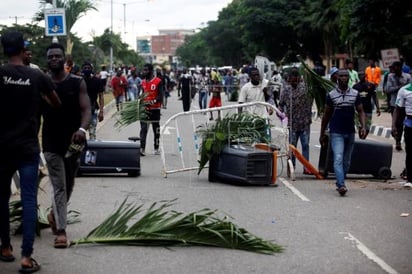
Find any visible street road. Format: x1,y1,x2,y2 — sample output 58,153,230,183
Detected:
3,92,411,274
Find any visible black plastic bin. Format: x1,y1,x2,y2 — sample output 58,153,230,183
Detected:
78,140,141,177
318,135,392,179
208,144,273,185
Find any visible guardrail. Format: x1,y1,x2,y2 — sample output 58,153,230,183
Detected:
159,101,293,180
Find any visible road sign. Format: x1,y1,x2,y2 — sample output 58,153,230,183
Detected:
44,8,66,36
380,48,400,69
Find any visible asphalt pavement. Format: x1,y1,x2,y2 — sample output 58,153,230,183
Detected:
3,93,411,274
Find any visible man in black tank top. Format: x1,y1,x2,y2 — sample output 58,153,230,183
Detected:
0,31,60,273
42,43,91,249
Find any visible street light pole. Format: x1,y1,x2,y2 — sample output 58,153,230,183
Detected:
52,0,59,43
110,0,113,73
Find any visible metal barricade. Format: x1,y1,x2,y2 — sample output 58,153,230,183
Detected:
159,102,292,180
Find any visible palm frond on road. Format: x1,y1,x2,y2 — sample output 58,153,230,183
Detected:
71,199,283,255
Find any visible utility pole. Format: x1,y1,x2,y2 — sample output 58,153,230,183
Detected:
52,0,59,43
123,3,127,36
9,16,23,25
110,0,113,73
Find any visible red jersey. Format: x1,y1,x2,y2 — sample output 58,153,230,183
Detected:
142,76,162,109
111,75,127,97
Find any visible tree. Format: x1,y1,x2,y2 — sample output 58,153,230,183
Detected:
34,0,97,54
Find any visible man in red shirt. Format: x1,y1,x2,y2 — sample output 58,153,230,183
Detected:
111,70,127,111
140,63,163,156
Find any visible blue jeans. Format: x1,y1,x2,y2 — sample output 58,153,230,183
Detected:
199,91,208,109
330,133,355,188
0,154,39,257
289,129,310,168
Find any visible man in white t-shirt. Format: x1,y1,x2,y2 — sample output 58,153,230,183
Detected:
238,67,270,117
99,65,109,91
392,83,412,184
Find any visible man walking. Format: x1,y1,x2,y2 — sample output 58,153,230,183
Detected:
178,68,192,111
111,69,127,111
353,72,380,138
81,61,104,140
0,31,60,273
392,82,412,185
386,61,411,150
320,69,367,196
42,43,91,248
139,63,163,156
279,69,313,174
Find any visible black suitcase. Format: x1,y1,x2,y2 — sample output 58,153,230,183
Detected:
78,139,141,177
208,144,273,185
318,135,392,179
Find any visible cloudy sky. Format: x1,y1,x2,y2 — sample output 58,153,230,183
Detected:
0,0,232,47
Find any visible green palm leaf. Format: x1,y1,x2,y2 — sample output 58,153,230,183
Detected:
197,112,271,174
115,94,149,128
297,55,335,116
71,199,283,254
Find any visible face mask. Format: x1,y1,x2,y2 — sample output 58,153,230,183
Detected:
82,69,92,77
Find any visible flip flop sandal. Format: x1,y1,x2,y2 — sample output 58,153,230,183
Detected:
19,258,41,273
54,234,69,248
0,245,15,262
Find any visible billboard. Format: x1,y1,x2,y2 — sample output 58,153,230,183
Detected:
380,48,400,69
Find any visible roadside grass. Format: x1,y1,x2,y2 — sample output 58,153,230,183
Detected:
103,91,114,106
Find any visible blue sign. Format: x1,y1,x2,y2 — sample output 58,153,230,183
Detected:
44,8,66,36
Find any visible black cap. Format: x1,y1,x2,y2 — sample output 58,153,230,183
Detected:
1,31,25,55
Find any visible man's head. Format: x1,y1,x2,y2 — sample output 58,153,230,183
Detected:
46,43,65,73
249,67,261,85
392,61,402,75
65,54,74,66
23,48,33,66
345,59,354,70
1,31,25,57
368,59,376,67
337,69,350,88
287,69,300,88
329,67,339,82
358,71,366,82
142,63,154,79
82,61,93,77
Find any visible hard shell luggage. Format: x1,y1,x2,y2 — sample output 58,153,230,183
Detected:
208,144,273,185
78,139,140,177
318,135,392,179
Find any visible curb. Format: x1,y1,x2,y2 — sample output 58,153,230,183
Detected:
370,124,392,139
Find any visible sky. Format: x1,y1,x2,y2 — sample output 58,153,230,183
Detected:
0,0,233,48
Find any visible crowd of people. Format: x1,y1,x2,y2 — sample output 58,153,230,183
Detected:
1,29,412,273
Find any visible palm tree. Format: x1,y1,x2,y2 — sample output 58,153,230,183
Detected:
34,0,97,54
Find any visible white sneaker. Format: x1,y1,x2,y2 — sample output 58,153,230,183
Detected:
154,149,160,155
140,149,146,156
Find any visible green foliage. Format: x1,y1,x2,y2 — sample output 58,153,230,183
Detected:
115,94,150,128
297,55,335,115
71,199,283,255
197,112,271,174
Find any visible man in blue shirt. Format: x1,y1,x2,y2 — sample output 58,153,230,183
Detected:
319,69,367,196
